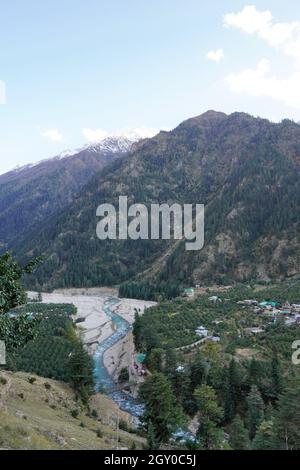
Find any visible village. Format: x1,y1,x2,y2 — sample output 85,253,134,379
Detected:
209,297,299,339
183,285,300,344
236,299,300,333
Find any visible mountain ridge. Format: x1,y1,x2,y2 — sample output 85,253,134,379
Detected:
5,110,300,289
0,135,142,252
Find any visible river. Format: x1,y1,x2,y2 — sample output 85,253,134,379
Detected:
93,297,196,442
29,291,194,439
93,296,144,417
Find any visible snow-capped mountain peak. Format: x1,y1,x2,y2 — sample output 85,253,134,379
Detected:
80,127,160,154
85,135,137,154
8,128,160,176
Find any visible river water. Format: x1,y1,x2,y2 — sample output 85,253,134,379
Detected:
93,297,144,417
93,296,196,442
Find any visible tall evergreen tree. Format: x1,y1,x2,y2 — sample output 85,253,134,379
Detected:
132,310,142,349
194,385,224,450
229,415,250,450
147,421,160,450
190,351,209,392
247,358,262,388
147,348,164,372
69,343,94,402
246,385,265,439
224,359,242,422
274,376,300,450
271,351,283,399
252,420,275,450
164,348,178,379
139,373,185,444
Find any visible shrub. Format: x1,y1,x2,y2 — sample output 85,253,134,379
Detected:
119,419,129,432
71,409,79,419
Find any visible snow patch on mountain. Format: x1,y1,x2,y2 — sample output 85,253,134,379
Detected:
8,129,159,176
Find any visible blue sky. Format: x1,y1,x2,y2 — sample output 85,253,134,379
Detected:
1,0,300,174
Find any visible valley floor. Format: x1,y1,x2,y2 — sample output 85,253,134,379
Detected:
27,290,156,401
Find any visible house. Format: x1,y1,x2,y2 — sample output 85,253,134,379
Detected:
210,336,221,342
195,326,208,337
265,309,282,317
259,300,281,308
209,295,221,303
237,300,258,306
285,318,296,327
280,309,292,315
184,288,195,298
245,327,265,335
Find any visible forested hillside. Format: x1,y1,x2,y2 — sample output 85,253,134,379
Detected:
0,138,131,253
134,283,300,449
13,111,300,290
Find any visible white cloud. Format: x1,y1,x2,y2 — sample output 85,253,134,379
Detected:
226,59,300,110
0,80,6,104
82,128,109,142
82,126,160,143
224,6,300,110
206,49,224,63
41,128,63,142
224,5,300,61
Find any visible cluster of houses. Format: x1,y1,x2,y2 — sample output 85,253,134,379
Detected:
237,299,300,330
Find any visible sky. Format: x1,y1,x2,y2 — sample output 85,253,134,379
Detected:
1,0,300,174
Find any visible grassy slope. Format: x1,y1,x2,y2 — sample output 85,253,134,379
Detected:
0,371,144,450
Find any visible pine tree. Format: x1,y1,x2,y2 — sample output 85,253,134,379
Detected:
194,385,224,450
271,351,283,399
229,414,250,450
147,421,160,450
224,359,242,422
173,369,192,413
147,348,164,372
69,344,94,402
139,373,185,444
164,348,178,377
190,351,209,392
273,376,300,450
247,358,262,388
246,385,265,439
252,420,275,450
132,310,142,349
